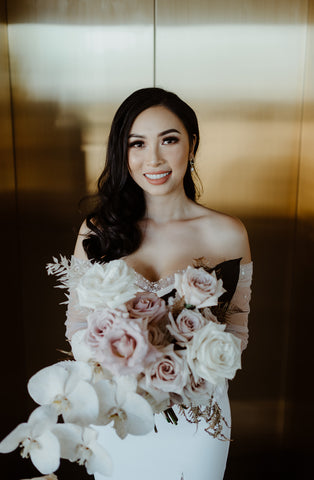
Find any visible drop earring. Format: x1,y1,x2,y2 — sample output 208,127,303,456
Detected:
190,156,195,172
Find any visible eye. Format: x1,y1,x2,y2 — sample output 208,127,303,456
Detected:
162,136,179,145
128,140,144,149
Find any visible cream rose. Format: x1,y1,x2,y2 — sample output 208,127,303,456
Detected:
186,322,241,385
174,266,225,308
76,260,138,309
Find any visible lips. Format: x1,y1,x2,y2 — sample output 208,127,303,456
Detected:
143,171,172,185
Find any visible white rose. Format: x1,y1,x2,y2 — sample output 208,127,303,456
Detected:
76,260,138,309
186,322,241,385
174,266,225,308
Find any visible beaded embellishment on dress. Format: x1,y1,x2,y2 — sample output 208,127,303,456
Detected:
134,270,179,294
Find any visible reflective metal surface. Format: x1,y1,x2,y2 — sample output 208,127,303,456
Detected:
2,0,314,477
155,0,313,475
3,1,154,477
284,0,314,457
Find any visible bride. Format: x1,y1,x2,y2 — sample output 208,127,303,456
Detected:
70,87,252,480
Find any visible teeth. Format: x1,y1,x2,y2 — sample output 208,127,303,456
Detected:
145,172,170,179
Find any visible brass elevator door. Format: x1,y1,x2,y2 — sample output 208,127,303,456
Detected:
1,0,313,478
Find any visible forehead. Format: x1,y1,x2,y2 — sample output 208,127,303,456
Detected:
130,105,187,134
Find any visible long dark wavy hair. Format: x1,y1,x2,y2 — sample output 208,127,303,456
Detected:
83,87,200,262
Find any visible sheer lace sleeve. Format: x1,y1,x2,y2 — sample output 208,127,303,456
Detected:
46,255,90,340
225,262,253,352
65,289,88,340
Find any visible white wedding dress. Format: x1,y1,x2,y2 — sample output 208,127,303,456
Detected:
65,260,253,480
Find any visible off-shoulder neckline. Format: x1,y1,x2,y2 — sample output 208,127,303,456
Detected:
121,257,253,287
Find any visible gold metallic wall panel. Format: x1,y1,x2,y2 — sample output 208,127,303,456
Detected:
5,0,154,387
0,1,14,193
285,1,314,449
3,2,154,477
7,0,154,195
2,0,314,477
156,0,307,217
298,14,314,221
155,0,310,461
0,0,30,463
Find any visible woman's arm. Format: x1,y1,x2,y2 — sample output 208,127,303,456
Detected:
64,221,91,339
222,216,252,351
73,220,90,260
225,262,253,351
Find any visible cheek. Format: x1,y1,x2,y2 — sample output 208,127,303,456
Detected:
170,144,190,168
127,153,140,177
171,154,189,175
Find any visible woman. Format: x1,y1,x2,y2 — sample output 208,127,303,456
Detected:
70,88,252,480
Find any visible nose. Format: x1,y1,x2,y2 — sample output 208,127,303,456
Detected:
147,143,162,167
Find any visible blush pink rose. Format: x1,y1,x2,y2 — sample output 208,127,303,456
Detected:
85,307,128,348
183,374,214,406
92,318,157,376
126,292,167,323
167,309,208,343
174,266,225,308
143,345,188,395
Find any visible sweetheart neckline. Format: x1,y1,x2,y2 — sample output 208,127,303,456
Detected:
121,257,253,286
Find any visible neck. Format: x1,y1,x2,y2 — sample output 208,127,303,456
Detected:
144,189,193,223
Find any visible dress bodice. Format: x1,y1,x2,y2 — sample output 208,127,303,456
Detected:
47,255,252,352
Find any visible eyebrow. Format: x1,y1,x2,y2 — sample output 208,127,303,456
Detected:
128,128,181,139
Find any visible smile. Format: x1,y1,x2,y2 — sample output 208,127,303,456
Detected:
144,172,171,180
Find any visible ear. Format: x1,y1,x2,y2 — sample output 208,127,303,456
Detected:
190,134,197,156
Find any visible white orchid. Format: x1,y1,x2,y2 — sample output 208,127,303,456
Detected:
94,375,155,439
27,361,99,425
0,406,60,474
53,424,112,476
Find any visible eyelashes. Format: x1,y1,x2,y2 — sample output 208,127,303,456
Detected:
128,140,144,148
162,136,179,145
128,136,179,149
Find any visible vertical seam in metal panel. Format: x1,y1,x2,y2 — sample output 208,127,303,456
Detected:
153,0,156,86
280,0,310,446
4,0,26,359
4,0,18,218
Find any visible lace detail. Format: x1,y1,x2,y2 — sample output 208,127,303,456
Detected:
225,262,253,351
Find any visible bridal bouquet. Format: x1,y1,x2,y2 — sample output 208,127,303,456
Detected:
0,256,241,477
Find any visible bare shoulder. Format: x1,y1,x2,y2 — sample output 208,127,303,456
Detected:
73,219,92,259
196,206,251,264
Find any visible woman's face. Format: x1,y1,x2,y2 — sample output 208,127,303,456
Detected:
127,106,193,197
